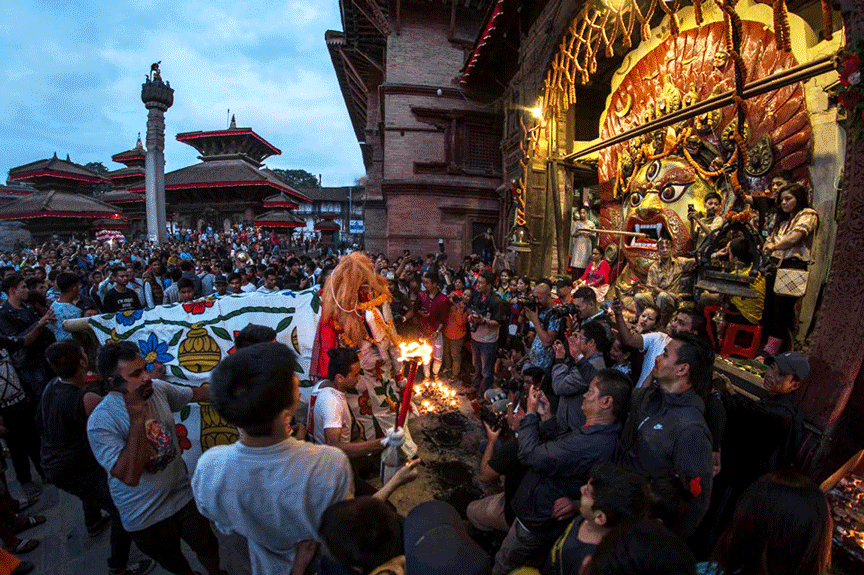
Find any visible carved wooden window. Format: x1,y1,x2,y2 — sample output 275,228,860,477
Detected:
411,107,502,177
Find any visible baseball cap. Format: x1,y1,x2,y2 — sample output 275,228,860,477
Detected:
765,351,810,380
214,274,228,284
403,500,490,575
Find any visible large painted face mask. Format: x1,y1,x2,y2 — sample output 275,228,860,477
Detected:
623,156,714,275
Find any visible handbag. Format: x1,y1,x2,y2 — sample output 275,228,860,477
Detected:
773,258,810,297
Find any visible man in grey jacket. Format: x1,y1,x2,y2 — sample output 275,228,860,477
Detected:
551,322,611,432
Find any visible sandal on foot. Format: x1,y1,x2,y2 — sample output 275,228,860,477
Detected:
13,516,45,535
7,539,39,554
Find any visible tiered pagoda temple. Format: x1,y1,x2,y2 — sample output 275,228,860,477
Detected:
101,136,147,231
128,117,311,231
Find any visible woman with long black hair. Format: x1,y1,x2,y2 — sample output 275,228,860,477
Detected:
761,183,818,356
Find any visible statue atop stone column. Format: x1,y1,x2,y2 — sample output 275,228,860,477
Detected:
141,63,173,244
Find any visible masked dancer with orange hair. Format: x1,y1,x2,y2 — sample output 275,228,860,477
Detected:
311,252,417,456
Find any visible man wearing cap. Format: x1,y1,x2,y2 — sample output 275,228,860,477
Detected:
696,351,808,552
213,275,228,297
404,500,491,575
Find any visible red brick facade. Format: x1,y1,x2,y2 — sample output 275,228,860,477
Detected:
327,1,501,261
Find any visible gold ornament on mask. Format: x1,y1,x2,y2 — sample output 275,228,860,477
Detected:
177,323,221,373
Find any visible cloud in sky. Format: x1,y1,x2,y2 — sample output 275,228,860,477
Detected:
0,0,364,186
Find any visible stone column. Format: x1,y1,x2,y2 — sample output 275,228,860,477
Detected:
141,68,174,244
800,1,864,457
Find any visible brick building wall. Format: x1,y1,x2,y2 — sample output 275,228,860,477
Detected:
377,3,502,261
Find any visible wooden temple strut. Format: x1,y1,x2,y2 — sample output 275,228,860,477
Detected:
562,53,837,163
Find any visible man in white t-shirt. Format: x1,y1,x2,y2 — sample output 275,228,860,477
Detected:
193,342,354,575
308,348,402,458
611,293,703,388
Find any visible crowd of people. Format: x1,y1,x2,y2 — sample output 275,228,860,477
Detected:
0,186,831,575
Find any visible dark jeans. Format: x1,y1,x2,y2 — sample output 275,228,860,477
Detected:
471,340,498,390
52,463,131,572
129,498,219,575
0,400,42,484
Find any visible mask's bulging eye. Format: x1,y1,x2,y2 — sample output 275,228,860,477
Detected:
659,183,687,203
630,192,644,207
645,160,661,182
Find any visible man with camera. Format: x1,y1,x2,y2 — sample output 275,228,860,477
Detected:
522,279,562,376
492,370,629,575
468,271,508,392
551,323,610,432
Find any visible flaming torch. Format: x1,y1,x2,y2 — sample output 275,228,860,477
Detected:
381,339,433,484
395,340,433,429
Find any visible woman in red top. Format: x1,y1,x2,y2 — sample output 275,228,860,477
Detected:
575,246,611,301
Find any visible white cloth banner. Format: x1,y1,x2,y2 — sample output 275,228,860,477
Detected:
88,290,321,474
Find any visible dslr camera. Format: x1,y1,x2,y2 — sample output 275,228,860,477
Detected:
516,294,539,312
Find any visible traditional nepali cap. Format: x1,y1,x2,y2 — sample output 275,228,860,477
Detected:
403,500,490,575
765,351,810,380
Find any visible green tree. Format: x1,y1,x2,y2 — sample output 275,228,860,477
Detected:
85,161,110,175
270,169,318,190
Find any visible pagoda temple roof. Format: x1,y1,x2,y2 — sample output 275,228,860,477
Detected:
8,154,110,188
128,160,311,203
263,192,299,210
176,121,282,166
0,183,37,197
100,190,146,204
112,136,146,166
0,190,122,221
314,219,341,231
254,210,306,228
107,166,145,182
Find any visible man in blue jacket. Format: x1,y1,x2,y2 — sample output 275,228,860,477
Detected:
491,369,631,575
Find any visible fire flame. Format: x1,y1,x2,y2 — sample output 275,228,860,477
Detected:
398,340,434,364
414,378,459,414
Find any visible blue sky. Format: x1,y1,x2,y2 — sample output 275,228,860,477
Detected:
0,0,365,186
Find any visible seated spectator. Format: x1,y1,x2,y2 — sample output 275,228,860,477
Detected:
493,371,631,575
194,342,354,575
617,333,714,538
40,340,151,575
554,278,573,306
634,238,695,326
467,421,527,536
551,323,610,432
586,519,696,575
543,464,649,575
575,247,611,302
319,497,403,575
405,500,491,575
88,342,220,575
699,471,831,575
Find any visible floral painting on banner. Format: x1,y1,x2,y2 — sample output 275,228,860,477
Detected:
88,290,321,474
